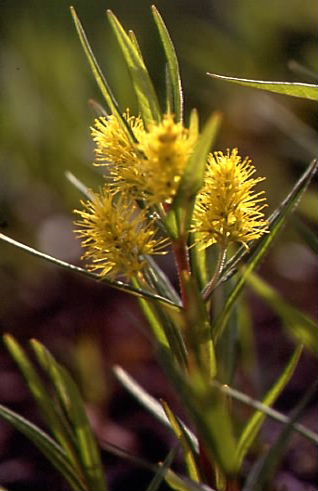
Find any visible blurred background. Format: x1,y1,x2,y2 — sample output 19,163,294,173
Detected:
0,1,317,490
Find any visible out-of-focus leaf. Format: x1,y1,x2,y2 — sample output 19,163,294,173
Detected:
234,345,303,471
30,340,107,491
0,404,86,491
146,447,178,491
166,112,221,236
113,366,198,451
165,469,216,491
247,273,317,354
0,232,181,310
107,10,161,126
152,6,183,122
3,335,83,475
242,379,318,491
293,215,318,253
70,7,134,141
161,400,200,483
214,159,318,342
207,74,318,101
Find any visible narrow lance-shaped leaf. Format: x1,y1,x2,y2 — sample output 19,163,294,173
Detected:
234,345,303,471
31,340,107,491
211,380,318,444
145,447,178,491
161,400,201,483
70,7,134,142
0,404,86,491
0,232,181,310
242,379,318,491
107,10,161,126
207,73,318,101
113,366,198,451
247,272,317,354
3,335,84,478
152,6,183,122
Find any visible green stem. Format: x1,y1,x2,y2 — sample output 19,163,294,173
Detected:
202,246,227,301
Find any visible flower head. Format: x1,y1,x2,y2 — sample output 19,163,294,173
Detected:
91,111,146,194
137,113,196,205
91,112,196,206
192,149,268,249
74,189,168,279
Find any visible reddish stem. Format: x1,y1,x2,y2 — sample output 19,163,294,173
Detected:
173,235,191,308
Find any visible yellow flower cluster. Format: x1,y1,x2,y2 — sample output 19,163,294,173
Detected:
74,190,168,279
75,109,268,280
192,149,268,249
92,112,195,205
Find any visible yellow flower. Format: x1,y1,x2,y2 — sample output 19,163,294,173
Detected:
137,113,196,205
192,149,268,249
74,189,168,279
92,112,196,205
91,111,146,194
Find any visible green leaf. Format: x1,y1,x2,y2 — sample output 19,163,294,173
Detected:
234,345,303,471
161,400,200,483
211,380,318,445
107,10,161,126
207,73,318,101
3,335,84,476
113,366,198,451
247,273,317,354
152,6,183,122
146,447,178,491
70,7,133,141
242,379,318,491
166,111,221,236
30,340,107,491
214,158,318,342
0,403,86,491
0,232,181,310
165,470,216,491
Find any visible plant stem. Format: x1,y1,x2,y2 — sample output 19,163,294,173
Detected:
202,246,227,301
173,235,191,308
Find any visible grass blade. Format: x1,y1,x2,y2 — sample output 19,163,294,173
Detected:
0,404,86,491
247,273,317,354
207,74,318,101
152,6,183,122
107,10,161,126
0,232,181,310
234,345,303,471
31,340,107,491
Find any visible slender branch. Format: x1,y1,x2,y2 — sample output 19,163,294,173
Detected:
202,246,227,301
